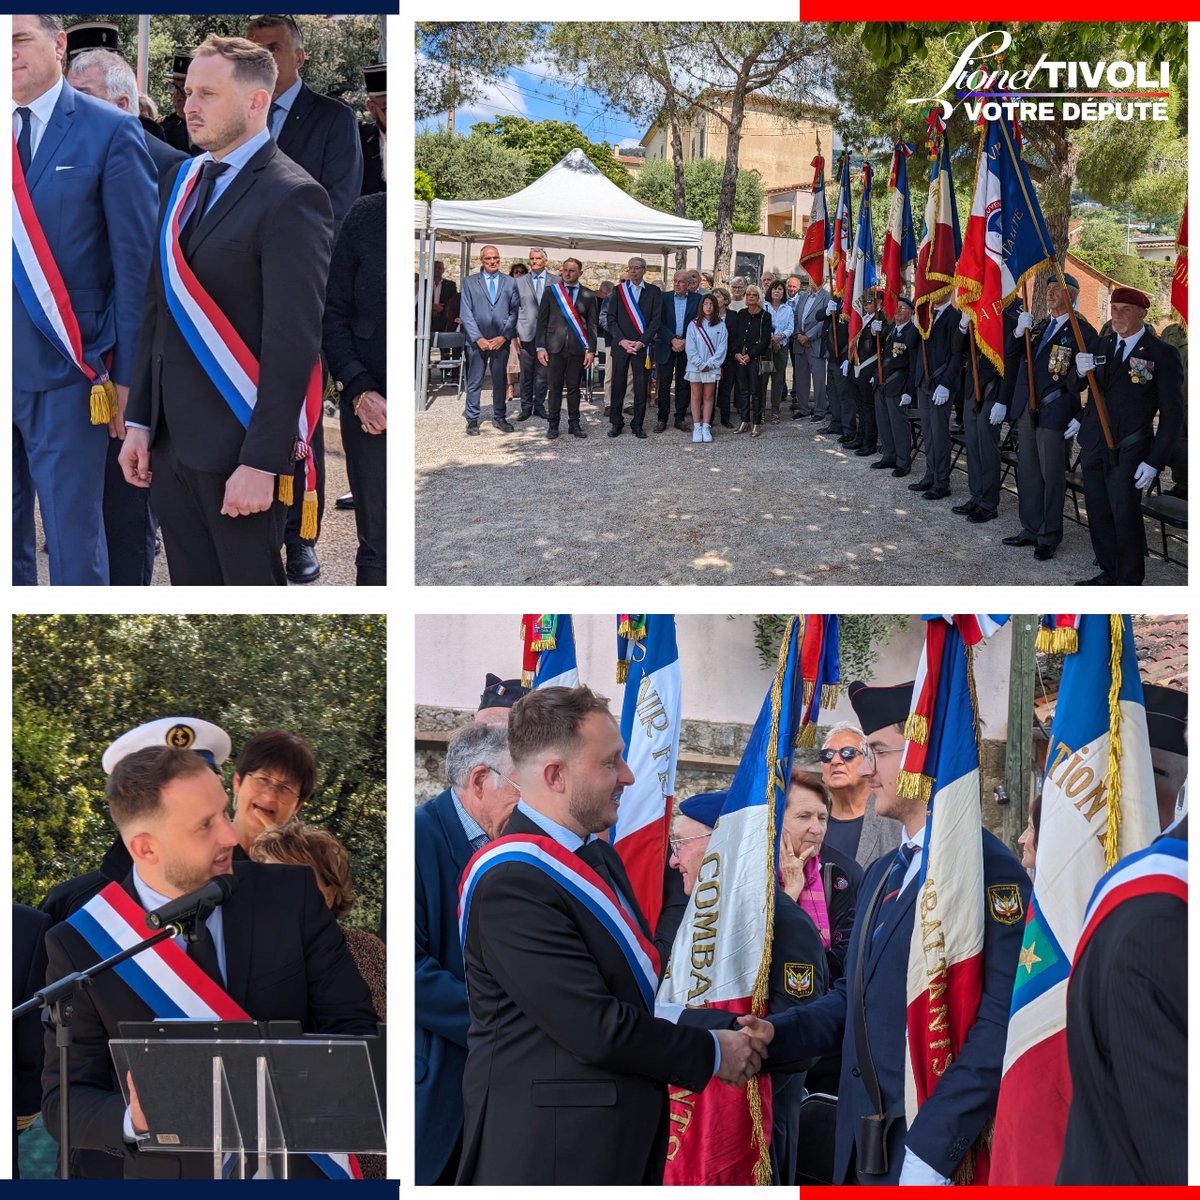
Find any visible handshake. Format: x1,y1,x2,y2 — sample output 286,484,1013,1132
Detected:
712,1015,775,1087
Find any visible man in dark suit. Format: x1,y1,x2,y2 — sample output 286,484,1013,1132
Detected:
12,13,157,586
14,903,52,1178
358,61,385,196
951,298,1023,526
120,35,333,587
1003,274,1094,563
607,256,662,440
742,680,1030,1185
415,723,519,1185
457,685,766,1185
459,246,520,435
910,297,962,499
160,50,197,156
1073,285,1185,584
40,745,377,1179
655,270,701,431
877,297,919,477
244,16,361,584
513,248,557,421
67,47,186,587
535,257,597,440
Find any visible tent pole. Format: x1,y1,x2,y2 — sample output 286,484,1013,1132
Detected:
662,251,668,284
416,226,429,402
420,232,439,411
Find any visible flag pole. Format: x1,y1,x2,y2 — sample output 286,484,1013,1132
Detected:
968,329,983,411
1022,280,1038,418
998,120,1113,451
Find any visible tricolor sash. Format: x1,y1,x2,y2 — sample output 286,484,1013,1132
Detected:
458,834,660,1008
618,280,647,338
11,136,117,424
693,318,716,358
160,156,322,535
550,283,589,351
68,882,362,1180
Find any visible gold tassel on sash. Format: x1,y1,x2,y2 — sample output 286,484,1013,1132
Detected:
277,474,294,506
89,378,117,425
300,491,319,540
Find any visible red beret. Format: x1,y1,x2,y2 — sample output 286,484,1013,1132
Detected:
1110,286,1151,309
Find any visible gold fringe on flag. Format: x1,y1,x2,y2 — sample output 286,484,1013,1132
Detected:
617,618,635,638
300,491,319,540
903,712,929,746
616,660,629,684
794,722,818,749
529,637,556,653
802,679,816,707
820,682,841,709
1035,625,1080,655
747,1075,773,1185
520,669,535,688
89,379,117,425
896,769,933,804
276,474,294,506
1102,613,1124,868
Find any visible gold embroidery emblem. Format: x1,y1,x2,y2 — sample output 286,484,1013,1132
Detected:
165,723,196,749
784,962,814,998
988,883,1024,925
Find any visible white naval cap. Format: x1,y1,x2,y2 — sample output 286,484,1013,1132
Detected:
101,717,232,776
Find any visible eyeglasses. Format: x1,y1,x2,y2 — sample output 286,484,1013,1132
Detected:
669,832,710,855
245,771,300,801
820,746,864,764
488,767,522,793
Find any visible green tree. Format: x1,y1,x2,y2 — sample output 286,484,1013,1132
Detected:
415,129,530,200
13,615,387,931
415,167,435,202
470,115,630,190
633,157,763,232
749,615,908,679
1074,213,1158,292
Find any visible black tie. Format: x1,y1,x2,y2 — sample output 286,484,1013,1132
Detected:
1115,338,1126,363
577,839,642,928
16,106,33,174
187,918,225,986
569,285,577,305
182,160,230,256
872,842,918,938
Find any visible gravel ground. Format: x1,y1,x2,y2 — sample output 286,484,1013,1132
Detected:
35,418,361,587
415,380,1186,587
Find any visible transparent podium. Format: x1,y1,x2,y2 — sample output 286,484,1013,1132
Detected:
111,1025,386,1180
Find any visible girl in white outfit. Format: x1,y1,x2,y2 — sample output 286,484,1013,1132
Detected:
685,293,728,442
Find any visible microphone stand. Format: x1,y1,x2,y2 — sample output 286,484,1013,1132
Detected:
12,908,213,1180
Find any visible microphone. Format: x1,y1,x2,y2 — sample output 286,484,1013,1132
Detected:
145,875,238,930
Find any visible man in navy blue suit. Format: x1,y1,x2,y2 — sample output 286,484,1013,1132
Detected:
460,246,520,436
415,722,520,1184
742,679,1030,1185
12,13,156,586
654,270,701,431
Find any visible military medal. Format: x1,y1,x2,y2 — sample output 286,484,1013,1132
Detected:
1128,356,1154,384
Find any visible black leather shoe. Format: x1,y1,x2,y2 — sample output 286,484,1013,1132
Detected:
811,412,825,421
607,426,622,438
1002,534,1036,547
493,417,514,433
908,478,934,492
791,410,805,420
1076,572,1113,585
720,419,734,429
334,492,355,511
923,487,951,500
569,423,587,438
466,421,480,436
869,458,896,469
533,408,549,419
674,417,690,431
546,426,559,440
1034,544,1056,561
951,500,977,515
838,434,857,445
818,424,840,435
968,509,998,524
286,544,321,584
892,466,911,478
654,421,668,433
855,446,877,457
633,428,647,439
515,410,534,422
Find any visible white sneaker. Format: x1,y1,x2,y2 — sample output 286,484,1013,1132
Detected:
692,423,703,442
701,424,712,442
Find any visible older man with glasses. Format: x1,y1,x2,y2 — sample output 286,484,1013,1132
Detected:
819,715,903,870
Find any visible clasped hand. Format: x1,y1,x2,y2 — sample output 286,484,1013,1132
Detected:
714,1016,775,1087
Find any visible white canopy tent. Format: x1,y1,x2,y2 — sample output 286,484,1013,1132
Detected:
416,149,704,409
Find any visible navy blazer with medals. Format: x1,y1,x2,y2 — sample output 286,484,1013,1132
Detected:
882,320,920,397
1008,311,1095,431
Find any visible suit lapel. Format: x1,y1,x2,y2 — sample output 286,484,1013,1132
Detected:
275,82,313,153
221,864,253,1007
863,872,918,988
188,140,275,257
432,788,473,870
27,86,74,193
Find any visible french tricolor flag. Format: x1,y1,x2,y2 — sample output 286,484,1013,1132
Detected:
990,615,1158,1184
532,614,579,689
613,615,680,935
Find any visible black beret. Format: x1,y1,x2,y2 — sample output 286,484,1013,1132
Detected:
478,672,528,711
1144,684,1187,756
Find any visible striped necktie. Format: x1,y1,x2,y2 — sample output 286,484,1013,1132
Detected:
872,842,918,938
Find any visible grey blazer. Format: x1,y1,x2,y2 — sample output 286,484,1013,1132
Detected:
792,287,833,356
855,792,905,870
515,271,560,342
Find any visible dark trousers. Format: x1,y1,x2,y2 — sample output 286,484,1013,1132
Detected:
963,392,1002,512
879,387,913,469
464,341,509,421
736,361,765,423
609,344,651,432
852,372,877,449
283,405,324,550
916,382,952,487
518,343,548,415
1016,408,1067,549
151,429,287,585
1081,436,1151,584
340,394,386,585
547,352,585,427
717,363,735,423
103,436,155,585
656,350,689,420
823,361,847,434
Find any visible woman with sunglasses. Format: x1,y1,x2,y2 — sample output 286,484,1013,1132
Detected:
819,722,904,870
230,729,318,853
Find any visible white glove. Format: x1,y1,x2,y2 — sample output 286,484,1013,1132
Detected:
989,403,1007,426
1134,461,1159,490
1075,352,1095,374
1064,418,1080,441
871,320,883,335
826,300,838,316
1016,311,1034,334
841,360,850,377
900,393,913,407
932,384,950,406
958,312,971,333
